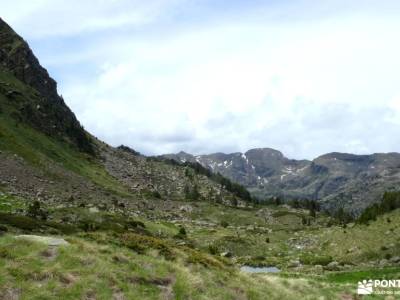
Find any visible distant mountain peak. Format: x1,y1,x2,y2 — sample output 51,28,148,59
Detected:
161,147,400,213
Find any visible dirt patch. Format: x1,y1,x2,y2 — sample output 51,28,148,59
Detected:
59,272,78,286
112,289,126,300
129,276,173,286
39,247,58,261
0,287,21,300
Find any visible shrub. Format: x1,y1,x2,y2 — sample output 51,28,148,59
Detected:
175,226,187,239
0,212,42,230
220,221,229,228
184,184,200,200
300,254,333,266
121,233,175,260
179,227,186,236
27,201,48,220
186,249,224,269
127,220,146,229
79,221,99,232
334,207,354,224
0,248,15,259
357,191,400,224
152,190,162,199
208,244,219,255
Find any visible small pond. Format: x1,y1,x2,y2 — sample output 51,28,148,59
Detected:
240,266,281,273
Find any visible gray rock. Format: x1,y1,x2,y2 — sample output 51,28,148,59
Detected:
220,251,233,258
314,265,324,274
379,259,389,266
179,205,193,213
15,235,69,246
390,256,400,263
325,261,340,271
288,260,301,268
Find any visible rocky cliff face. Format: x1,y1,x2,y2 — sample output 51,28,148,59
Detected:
163,149,400,213
0,18,94,154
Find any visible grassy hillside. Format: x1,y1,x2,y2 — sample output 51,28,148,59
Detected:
1,66,399,300
1,189,399,299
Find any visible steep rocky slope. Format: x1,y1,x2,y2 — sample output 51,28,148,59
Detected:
0,18,94,154
163,149,400,213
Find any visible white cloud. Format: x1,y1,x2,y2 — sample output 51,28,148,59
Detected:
1,0,184,38
2,1,400,158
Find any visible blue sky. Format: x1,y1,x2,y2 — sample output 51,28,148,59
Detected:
2,0,400,159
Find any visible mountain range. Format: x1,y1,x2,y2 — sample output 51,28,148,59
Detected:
162,148,400,213
2,12,398,216
1,16,400,300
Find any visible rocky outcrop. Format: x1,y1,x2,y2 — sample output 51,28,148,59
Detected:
0,18,94,154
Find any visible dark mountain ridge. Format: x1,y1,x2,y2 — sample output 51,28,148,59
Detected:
162,149,400,213
0,17,94,154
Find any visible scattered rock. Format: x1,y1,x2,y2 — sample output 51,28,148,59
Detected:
288,260,301,268
88,207,100,213
379,259,389,266
390,256,400,263
59,273,77,285
39,248,58,261
0,287,21,300
113,255,130,264
112,290,126,300
220,251,233,258
179,205,193,213
325,261,340,271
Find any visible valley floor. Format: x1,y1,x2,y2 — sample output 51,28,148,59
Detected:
0,193,399,300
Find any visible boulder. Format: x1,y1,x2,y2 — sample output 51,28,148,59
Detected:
15,235,69,246
220,251,233,258
179,205,193,213
379,259,389,266
390,256,400,263
325,261,340,271
288,260,301,268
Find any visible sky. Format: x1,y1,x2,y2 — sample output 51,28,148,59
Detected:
2,0,400,159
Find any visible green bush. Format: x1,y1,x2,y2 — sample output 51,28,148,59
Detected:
220,221,229,228
179,227,186,235
186,249,224,269
184,184,200,200
121,233,175,260
358,191,400,224
0,212,42,230
300,254,333,266
27,201,48,220
208,244,219,255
